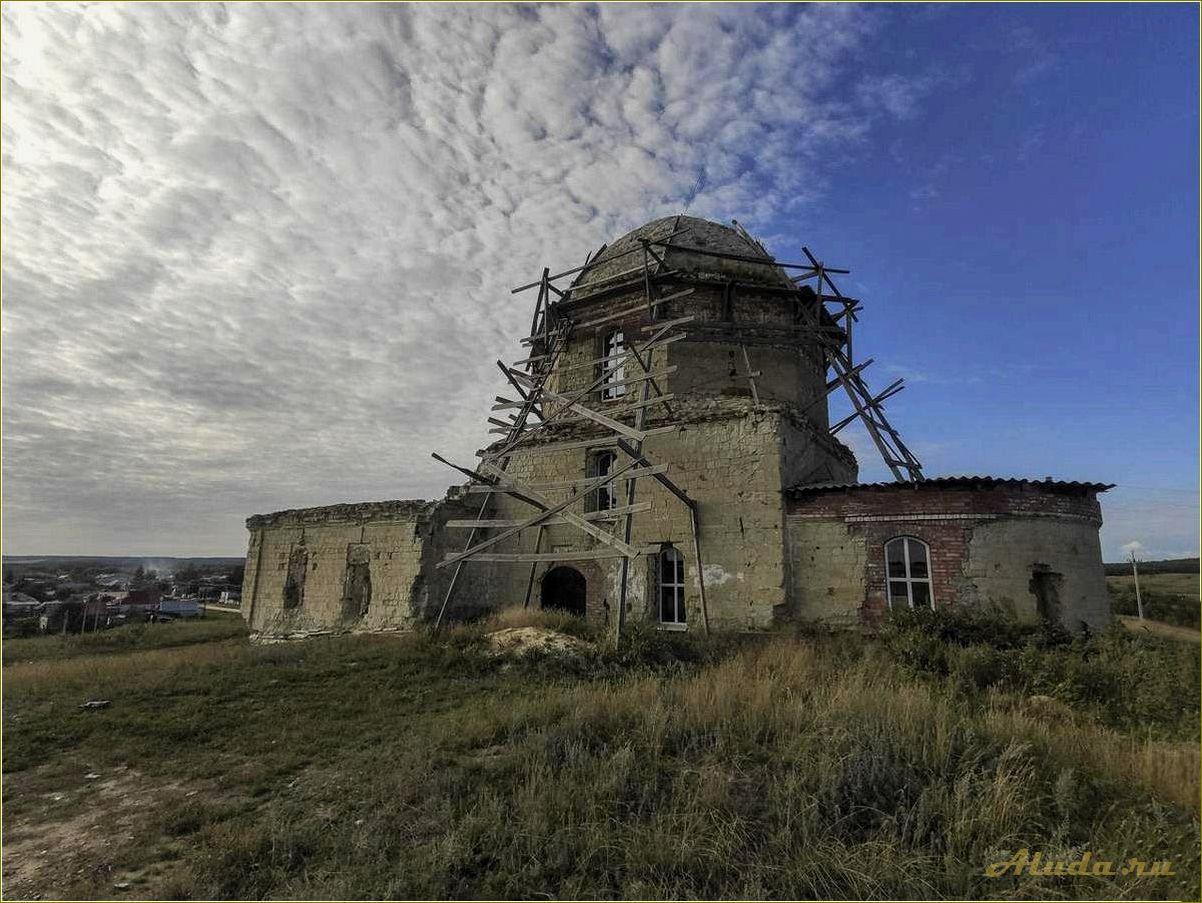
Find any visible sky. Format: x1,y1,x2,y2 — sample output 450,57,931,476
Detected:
1,2,1197,560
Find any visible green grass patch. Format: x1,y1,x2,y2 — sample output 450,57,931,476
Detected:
3,608,1198,900
2,617,248,666
1108,573,1200,629
880,605,1200,739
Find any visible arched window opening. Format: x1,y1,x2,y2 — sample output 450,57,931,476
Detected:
283,544,308,610
885,537,934,609
542,566,587,617
588,450,618,512
601,330,627,400
658,546,686,626
342,544,372,619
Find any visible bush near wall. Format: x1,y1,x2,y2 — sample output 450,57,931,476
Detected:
880,606,1200,739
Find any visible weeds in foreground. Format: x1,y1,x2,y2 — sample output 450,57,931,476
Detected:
880,606,1201,739
3,608,1198,900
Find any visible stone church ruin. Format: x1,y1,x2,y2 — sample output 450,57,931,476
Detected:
241,215,1111,639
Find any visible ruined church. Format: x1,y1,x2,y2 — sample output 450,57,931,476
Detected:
241,216,1111,639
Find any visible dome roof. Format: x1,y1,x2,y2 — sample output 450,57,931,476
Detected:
568,215,793,298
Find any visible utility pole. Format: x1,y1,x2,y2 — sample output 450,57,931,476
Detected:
1130,551,1145,621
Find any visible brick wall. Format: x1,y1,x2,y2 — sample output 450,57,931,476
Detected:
785,482,1110,630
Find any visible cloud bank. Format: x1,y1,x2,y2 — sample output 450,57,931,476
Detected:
3,3,929,554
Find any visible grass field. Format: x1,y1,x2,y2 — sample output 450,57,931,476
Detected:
1107,572,1199,629
2,610,1199,900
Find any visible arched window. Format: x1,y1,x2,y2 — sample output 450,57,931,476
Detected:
658,547,686,626
601,330,627,400
283,544,308,610
885,537,933,609
588,450,618,512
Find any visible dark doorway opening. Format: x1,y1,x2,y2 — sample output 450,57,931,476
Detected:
1029,564,1063,621
283,545,308,610
342,544,372,619
541,566,586,617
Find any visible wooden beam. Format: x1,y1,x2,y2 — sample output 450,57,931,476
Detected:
571,290,692,331
519,328,567,347
446,502,652,529
640,315,695,332
462,464,668,492
649,239,848,273
614,438,695,511
477,425,677,459
508,374,648,442
740,344,760,406
522,526,544,608
574,365,676,396
510,226,690,293
548,395,675,425
430,453,547,512
437,457,644,568
552,333,685,374
826,358,873,392
689,505,710,636
475,459,648,558
451,548,659,563
486,316,684,462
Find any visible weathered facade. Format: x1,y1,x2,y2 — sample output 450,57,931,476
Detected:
241,500,493,637
785,478,1112,631
242,216,1112,639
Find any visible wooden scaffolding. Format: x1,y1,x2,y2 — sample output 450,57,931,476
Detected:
431,223,923,638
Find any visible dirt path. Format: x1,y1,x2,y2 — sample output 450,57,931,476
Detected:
2,767,201,900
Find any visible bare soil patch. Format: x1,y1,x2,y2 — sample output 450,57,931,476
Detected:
2,767,210,900
485,626,592,657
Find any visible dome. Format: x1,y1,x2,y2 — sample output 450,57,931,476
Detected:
567,215,794,298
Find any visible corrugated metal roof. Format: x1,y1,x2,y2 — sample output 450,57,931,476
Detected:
786,476,1115,496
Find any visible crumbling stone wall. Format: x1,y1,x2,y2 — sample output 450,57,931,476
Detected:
241,498,490,639
784,482,1110,631
481,402,854,631
471,224,856,632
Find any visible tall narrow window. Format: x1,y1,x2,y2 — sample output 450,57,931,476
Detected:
588,450,618,512
601,330,627,400
658,547,686,626
283,545,308,610
885,537,934,609
342,544,372,619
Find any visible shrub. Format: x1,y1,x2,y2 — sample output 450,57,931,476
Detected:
1108,584,1201,628
882,608,1200,739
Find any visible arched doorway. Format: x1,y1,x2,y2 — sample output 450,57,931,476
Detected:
541,566,586,617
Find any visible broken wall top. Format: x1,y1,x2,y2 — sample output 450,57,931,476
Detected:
246,498,459,530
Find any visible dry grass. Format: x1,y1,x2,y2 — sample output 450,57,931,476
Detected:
1109,572,1200,596
3,616,1198,900
1120,615,1200,643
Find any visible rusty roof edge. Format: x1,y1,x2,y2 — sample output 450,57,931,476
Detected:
785,476,1116,496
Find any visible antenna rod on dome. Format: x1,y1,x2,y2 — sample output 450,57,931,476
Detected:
681,171,704,215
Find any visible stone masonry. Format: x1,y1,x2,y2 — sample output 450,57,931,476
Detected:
241,215,1113,639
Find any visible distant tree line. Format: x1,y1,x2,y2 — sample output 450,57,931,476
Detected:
1103,557,1199,576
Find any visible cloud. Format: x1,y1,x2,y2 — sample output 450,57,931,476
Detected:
2,3,932,554
857,72,933,120
880,362,980,386
1100,488,1199,562
1008,25,1058,87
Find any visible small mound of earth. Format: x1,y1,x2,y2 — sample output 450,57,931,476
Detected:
485,626,591,657
1023,694,1072,719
